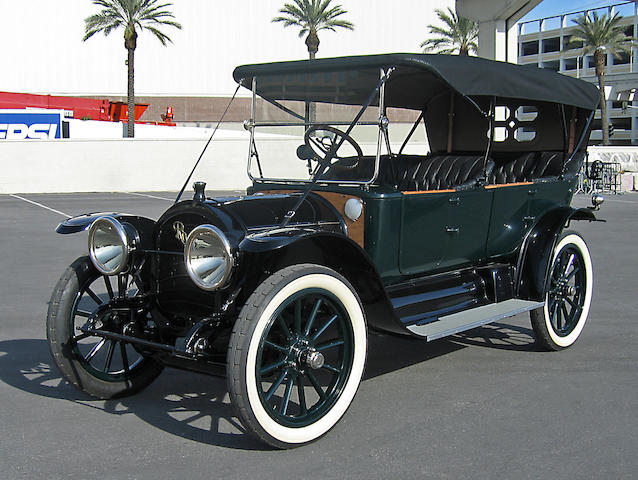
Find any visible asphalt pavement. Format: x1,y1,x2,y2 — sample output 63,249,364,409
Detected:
1,190,637,480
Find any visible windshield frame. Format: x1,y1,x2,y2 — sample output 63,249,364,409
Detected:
245,68,391,187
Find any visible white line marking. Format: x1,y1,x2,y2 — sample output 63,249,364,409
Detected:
125,192,173,201
10,194,72,218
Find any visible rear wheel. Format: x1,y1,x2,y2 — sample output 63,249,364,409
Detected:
530,231,593,350
46,256,163,399
227,264,367,448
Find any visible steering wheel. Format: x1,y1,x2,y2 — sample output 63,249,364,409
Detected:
302,125,364,171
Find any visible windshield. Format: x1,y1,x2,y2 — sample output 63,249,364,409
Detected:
246,73,427,185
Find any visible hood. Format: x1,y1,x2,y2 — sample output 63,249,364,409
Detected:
219,192,345,234
155,191,346,252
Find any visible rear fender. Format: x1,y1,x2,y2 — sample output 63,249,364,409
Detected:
239,230,404,335
517,207,597,301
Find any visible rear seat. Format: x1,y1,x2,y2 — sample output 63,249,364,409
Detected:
378,151,581,191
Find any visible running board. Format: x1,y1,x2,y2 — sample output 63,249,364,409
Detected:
406,299,544,341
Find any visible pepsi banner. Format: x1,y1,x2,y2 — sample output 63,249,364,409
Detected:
0,110,64,140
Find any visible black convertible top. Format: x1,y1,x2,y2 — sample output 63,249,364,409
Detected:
233,53,600,111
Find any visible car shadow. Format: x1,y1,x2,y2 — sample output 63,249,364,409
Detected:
0,324,538,449
449,321,541,352
0,339,264,450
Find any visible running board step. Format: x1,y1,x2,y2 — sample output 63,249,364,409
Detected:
406,299,544,341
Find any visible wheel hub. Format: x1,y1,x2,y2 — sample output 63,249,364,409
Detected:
303,350,325,370
285,336,324,371
553,278,577,299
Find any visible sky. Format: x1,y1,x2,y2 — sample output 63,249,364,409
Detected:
522,0,634,22
0,0,455,97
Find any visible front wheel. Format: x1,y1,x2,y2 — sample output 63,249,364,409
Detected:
46,256,163,399
530,231,593,350
227,264,367,448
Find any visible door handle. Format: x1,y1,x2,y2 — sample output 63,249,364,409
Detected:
445,226,460,233
448,197,460,205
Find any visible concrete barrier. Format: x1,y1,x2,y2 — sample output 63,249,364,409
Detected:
587,146,638,172
1,134,425,194
0,137,253,194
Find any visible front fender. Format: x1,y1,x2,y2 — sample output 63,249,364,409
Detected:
56,213,157,250
56,212,123,234
517,207,598,301
239,230,404,335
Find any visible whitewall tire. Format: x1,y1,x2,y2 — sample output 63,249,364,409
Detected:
227,264,367,448
530,231,593,350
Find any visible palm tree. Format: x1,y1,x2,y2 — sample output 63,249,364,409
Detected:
420,7,478,56
571,12,635,145
272,0,354,59
83,0,182,138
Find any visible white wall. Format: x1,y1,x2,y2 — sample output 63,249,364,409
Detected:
588,146,638,172
1,0,453,98
0,129,427,194
0,137,253,194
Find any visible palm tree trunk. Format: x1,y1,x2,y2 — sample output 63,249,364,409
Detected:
127,47,135,138
305,32,319,124
307,49,316,123
595,49,608,145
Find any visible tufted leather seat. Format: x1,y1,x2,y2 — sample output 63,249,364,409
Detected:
381,154,486,191
488,151,580,184
334,151,583,191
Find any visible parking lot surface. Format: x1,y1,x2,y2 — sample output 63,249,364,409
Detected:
1,191,637,479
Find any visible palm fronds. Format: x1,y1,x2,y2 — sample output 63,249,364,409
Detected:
420,7,478,56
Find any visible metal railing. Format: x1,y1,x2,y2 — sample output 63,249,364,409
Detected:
577,159,623,194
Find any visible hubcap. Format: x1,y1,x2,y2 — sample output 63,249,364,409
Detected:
304,350,325,370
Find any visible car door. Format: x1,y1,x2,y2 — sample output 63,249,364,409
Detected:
443,188,493,269
485,182,535,259
399,187,491,275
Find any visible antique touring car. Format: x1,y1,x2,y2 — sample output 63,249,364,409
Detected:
47,54,603,448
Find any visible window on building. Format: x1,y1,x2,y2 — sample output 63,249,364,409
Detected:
521,41,539,56
624,25,634,37
563,57,578,71
542,36,561,53
541,60,560,72
611,118,631,130
613,52,631,65
563,35,583,50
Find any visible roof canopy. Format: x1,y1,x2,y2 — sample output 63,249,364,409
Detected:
233,53,600,111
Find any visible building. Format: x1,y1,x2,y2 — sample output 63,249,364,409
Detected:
518,1,638,145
